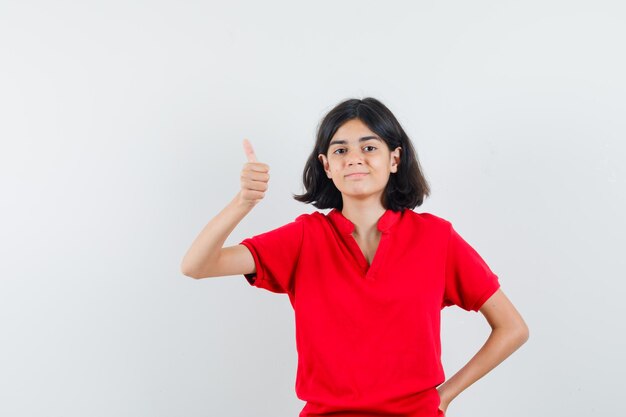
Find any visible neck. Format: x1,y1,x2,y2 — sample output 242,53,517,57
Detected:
340,196,386,238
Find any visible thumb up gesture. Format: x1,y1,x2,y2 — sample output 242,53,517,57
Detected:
238,139,270,208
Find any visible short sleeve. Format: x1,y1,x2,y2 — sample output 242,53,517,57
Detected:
442,224,500,311
238,215,305,294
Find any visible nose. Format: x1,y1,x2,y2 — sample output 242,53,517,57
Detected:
346,151,364,165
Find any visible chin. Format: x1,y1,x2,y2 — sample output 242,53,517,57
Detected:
339,189,384,200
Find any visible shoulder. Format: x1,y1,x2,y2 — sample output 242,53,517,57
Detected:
290,210,328,228
399,210,454,238
403,210,452,227
293,210,325,222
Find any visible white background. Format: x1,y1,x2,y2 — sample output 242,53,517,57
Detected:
1,1,624,416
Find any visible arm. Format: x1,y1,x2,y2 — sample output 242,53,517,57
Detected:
180,139,269,279
437,289,529,414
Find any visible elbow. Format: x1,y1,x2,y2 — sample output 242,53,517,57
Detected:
180,267,196,279
180,261,201,279
513,320,530,347
494,319,529,349
520,321,530,344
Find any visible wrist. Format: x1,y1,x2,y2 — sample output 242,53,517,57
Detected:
437,384,453,409
233,191,257,211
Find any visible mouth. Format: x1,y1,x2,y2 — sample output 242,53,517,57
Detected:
345,173,368,179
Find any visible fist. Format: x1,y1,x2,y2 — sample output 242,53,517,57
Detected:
239,139,270,207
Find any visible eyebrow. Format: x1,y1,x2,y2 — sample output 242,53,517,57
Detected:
328,136,382,147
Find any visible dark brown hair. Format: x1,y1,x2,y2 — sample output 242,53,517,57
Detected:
293,97,430,211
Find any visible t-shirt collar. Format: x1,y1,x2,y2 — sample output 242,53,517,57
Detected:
328,207,402,235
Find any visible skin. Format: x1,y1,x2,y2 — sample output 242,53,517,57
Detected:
179,139,269,279
317,118,401,262
437,290,529,414
182,132,529,414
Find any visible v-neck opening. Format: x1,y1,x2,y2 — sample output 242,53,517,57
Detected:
327,208,403,280
348,232,389,280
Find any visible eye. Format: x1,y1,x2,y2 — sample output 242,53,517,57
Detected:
332,148,346,154
364,145,377,152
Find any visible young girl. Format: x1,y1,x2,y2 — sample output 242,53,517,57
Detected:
181,97,529,417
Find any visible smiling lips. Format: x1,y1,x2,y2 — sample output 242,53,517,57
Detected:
345,172,368,178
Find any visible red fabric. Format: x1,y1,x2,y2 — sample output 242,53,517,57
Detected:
239,208,500,416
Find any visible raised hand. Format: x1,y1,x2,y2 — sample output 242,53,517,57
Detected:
238,139,270,207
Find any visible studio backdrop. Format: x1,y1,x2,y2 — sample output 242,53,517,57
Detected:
1,1,624,416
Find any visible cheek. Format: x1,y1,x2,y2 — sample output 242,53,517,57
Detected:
327,159,342,170
371,159,388,169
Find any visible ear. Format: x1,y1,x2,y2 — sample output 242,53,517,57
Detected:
390,147,401,173
318,153,332,178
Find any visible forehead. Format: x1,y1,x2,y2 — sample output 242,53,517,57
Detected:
329,119,380,146
332,119,378,139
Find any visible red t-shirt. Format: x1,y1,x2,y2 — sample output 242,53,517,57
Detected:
239,208,500,417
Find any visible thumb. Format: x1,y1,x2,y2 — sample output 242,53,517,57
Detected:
242,138,257,162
